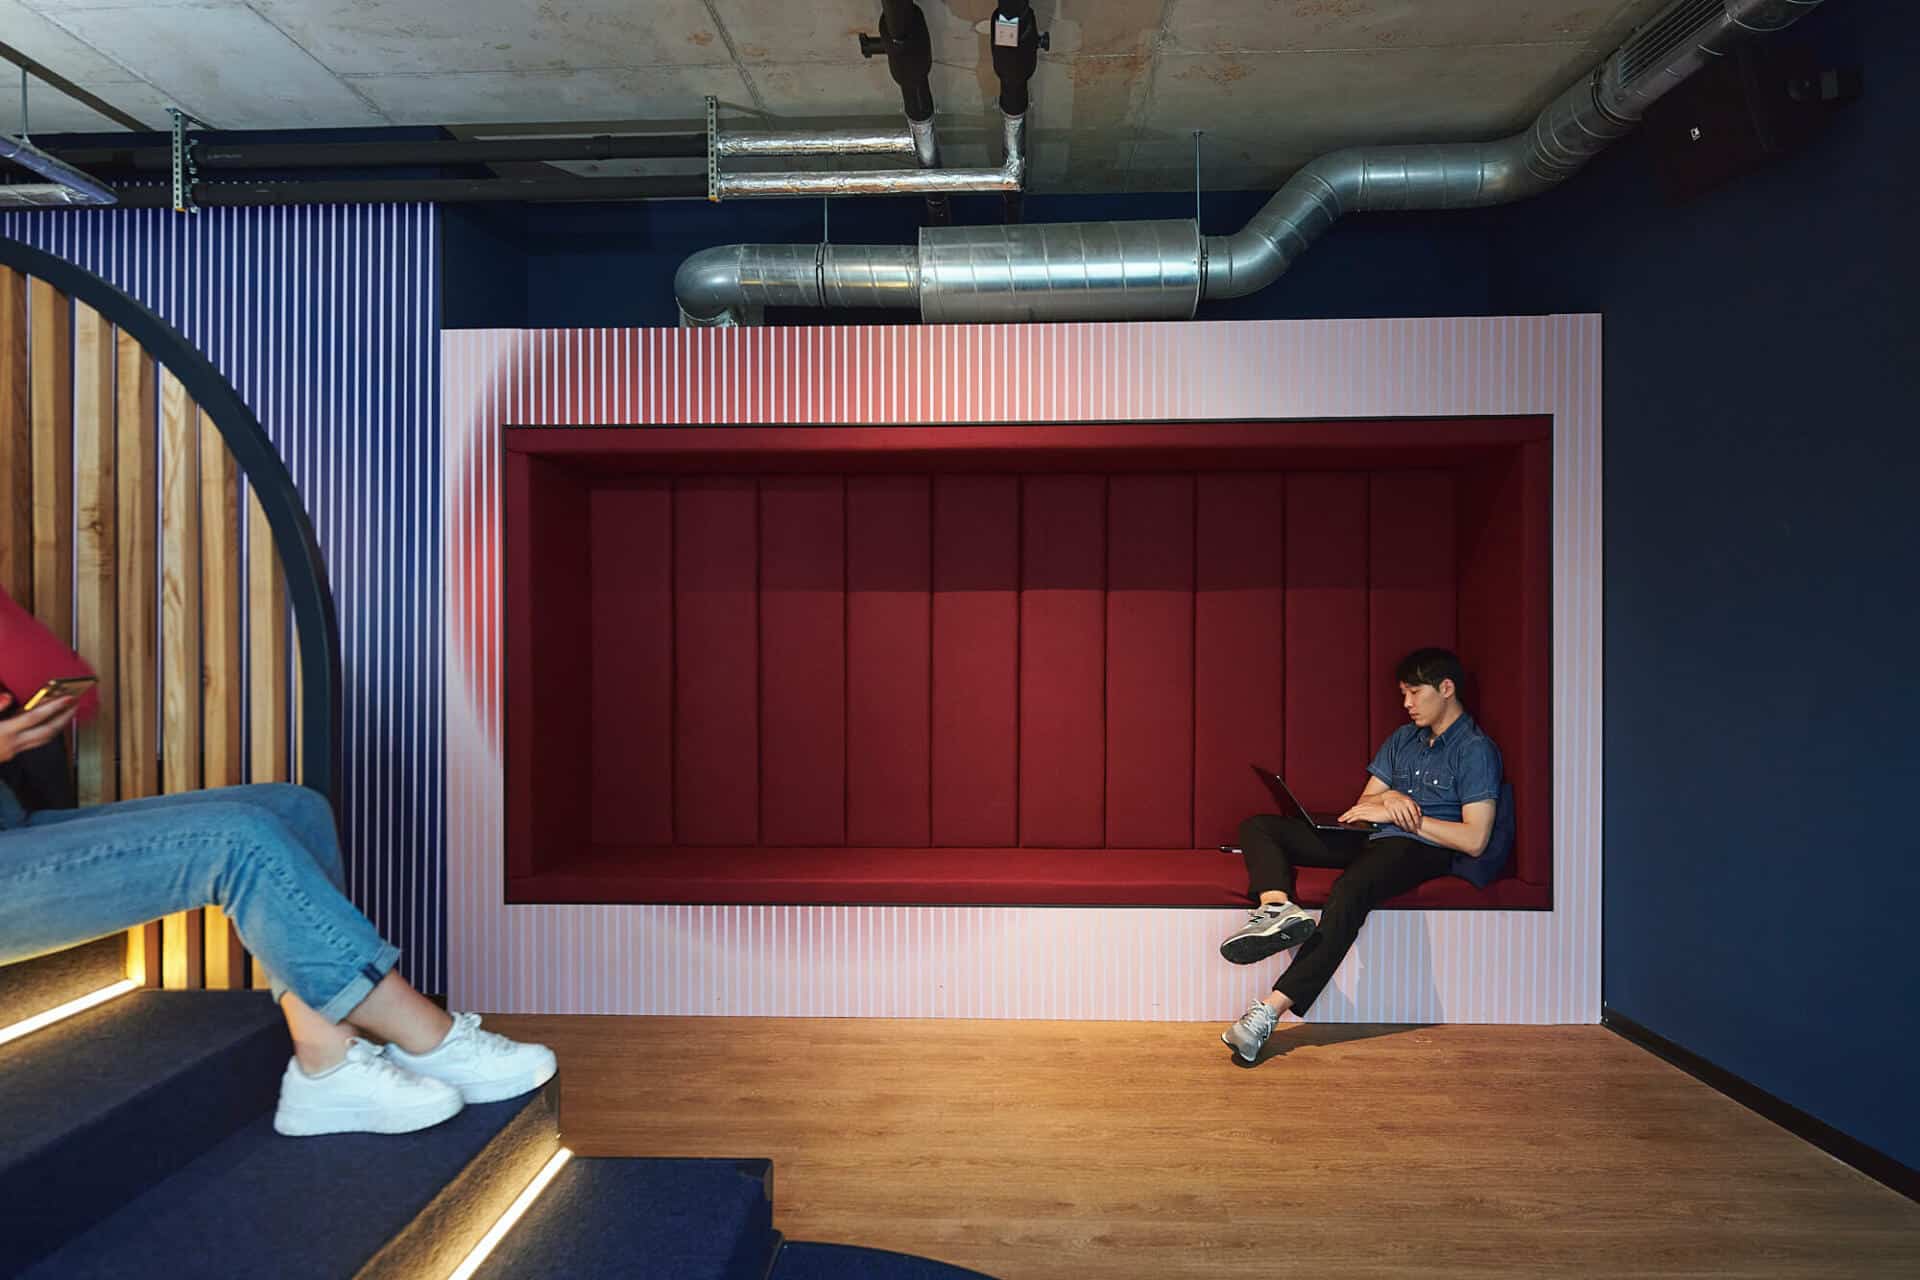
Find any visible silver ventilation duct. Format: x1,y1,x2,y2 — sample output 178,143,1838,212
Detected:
677,0,1825,326
1,133,116,206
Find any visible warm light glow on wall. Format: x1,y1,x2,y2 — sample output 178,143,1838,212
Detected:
444,1147,574,1280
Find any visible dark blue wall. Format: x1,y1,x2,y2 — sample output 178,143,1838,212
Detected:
1493,0,1919,1171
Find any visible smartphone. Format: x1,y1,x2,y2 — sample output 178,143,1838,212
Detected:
22,675,98,712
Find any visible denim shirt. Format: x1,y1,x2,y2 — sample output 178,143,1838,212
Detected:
1365,712,1502,851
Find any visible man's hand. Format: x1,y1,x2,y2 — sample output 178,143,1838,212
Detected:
1340,789,1423,830
0,693,79,765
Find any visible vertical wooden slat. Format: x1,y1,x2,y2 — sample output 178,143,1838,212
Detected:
292,633,304,781
73,303,118,809
159,372,204,991
115,332,161,987
247,490,290,781
248,489,290,991
200,409,247,988
28,278,73,641
0,267,30,605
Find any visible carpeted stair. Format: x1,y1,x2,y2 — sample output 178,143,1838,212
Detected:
0,984,557,1278
1,946,993,1278
470,1156,781,1279
771,1243,996,1278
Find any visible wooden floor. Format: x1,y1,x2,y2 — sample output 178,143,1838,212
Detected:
486,1015,1920,1279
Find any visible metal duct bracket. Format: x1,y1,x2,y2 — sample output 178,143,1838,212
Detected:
705,95,718,203
168,104,207,213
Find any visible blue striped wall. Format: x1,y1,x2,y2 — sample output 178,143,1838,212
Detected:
2,205,446,993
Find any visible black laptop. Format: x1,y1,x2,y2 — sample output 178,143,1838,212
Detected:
1248,764,1380,834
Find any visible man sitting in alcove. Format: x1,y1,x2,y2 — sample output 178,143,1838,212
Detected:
1218,648,1504,1063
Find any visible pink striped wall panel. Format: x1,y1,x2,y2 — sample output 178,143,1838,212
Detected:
445,315,1604,1025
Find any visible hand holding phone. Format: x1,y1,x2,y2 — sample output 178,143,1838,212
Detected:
23,675,99,712
0,683,87,765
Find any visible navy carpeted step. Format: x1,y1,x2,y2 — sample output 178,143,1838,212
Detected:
21,1083,559,1279
0,989,287,1275
0,936,126,1028
471,1156,779,1280
772,1242,997,1279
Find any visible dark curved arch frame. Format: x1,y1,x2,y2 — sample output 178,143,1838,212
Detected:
0,232,341,806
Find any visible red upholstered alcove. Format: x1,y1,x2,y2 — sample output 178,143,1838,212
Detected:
505,419,1552,909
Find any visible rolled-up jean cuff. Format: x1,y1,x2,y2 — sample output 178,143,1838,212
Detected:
311,942,403,1024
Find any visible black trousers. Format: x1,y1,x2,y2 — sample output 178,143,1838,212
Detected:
1236,814,1452,1016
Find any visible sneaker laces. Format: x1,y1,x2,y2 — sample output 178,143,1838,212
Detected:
1238,1002,1277,1033
340,1038,421,1086
442,1011,518,1059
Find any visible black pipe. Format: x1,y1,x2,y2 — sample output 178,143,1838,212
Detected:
991,1,1044,224
100,173,708,207
861,1,950,227
991,1,1045,118
50,133,709,173
874,0,935,122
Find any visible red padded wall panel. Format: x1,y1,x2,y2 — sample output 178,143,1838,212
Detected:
590,484,674,845
1368,471,1457,747
507,454,595,876
846,476,932,846
931,475,1019,846
1194,473,1286,847
1020,476,1107,847
1283,473,1370,812
673,478,760,844
759,477,847,846
1455,443,1552,886
1106,476,1195,847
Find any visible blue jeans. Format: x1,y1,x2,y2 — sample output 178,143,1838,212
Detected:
0,783,399,1023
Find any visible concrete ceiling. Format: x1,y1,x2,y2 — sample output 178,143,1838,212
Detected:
3,0,1671,194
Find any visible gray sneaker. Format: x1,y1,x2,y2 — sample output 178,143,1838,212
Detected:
1222,1000,1280,1063
1219,901,1316,965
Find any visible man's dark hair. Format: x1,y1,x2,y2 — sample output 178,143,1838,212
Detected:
1396,647,1465,694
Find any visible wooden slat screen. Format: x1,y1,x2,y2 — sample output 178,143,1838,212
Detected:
5,269,304,993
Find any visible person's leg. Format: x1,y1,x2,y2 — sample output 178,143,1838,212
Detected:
23,783,345,887
1267,838,1453,1018
1224,838,1449,1063
2,797,392,1016
27,785,365,1020
8,792,451,1067
3,793,550,1132
281,974,450,1071
1220,817,1364,965
1237,815,1357,906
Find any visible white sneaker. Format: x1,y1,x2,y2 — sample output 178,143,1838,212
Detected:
385,1012,557,1105
273,1039,466,1137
